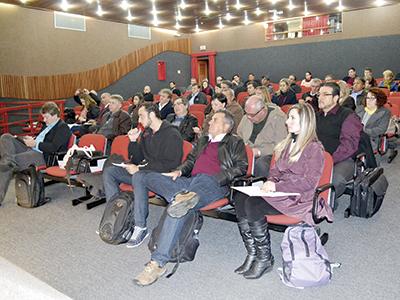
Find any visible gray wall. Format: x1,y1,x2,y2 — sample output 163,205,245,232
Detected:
215,35,400,82
96,51,191,102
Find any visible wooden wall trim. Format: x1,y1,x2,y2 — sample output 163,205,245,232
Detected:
0,38,191,100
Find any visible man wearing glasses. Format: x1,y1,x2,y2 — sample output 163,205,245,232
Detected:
300,78,322,111
316,82,363,201
237,95,287,177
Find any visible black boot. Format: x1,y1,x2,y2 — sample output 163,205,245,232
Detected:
243,218,274,279
234,218,256,274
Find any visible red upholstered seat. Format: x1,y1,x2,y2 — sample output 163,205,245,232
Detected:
237,92,249,107
191,111,205,129
280,104,293,114
189,104,207,113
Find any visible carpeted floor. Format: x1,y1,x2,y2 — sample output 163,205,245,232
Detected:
0,156,399,300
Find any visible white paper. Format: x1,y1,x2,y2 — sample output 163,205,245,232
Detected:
90,158,107,173
112,162,127,168
231,186,300,197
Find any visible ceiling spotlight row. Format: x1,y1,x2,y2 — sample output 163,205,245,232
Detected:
50,0,388,32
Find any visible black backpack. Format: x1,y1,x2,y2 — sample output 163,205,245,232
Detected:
15,165,47,208
98,192,135,244
345,167,388,218
148,210,203,277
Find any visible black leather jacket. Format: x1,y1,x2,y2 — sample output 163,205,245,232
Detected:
178,134,248,186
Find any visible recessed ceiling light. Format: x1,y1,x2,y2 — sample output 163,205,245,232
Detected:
218,17,224,29
126,9,133,21
60,0,70,11
288,0,295,10
119,0,130,11
337,0,345,11
374,0,386,6
96,3,104,16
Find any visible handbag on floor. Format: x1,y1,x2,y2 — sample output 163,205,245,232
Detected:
278,224,339,289
98,192,135,244
148,209,203,277
15,165,48,208
345,167,388,218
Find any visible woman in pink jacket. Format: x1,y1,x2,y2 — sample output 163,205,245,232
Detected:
233,103,333,280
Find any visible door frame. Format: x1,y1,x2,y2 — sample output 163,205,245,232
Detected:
191,51,216,87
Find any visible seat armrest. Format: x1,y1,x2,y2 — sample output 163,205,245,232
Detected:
312,183,335,224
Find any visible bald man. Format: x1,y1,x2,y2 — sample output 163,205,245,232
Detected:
237,96,287,177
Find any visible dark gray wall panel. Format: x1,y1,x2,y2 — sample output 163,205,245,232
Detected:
99,51,191,100
216,35,400,82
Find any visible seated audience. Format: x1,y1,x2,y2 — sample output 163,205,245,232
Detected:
223,88,244,134
96,95,131,145
103,103,183,247
238,95,287,177
342,67,357,86
195,94,228,135
187,84,208,105
272,78,297,107
364,68,377,87
143,85,154,102
246,81,258,97
132,110,248,286
166,98,198,143
74,88,100,121
157,89,174,120
221,80,233,93
231,74,244,91
261,75,275,95
128,93,145,129
356,87,391,152
350,77,367,107
300,71,313,87
186,78,197,92
245,73,261,87
169,81,181,97
233,103,332,279
324,74,335,83
201,80,214,97
288,74,301,94
337,80,356,111
0,102,71,205
316,82,362,200
365,75,377,89
378,69,399,92
300,78,321,111
216,76,224,86
255,86,272,104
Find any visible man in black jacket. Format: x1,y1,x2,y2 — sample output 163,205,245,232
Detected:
187,84,208,105
133,110,248,286
157,89,174,120
103,102,183,244
166,98,198,142
0,102,71,205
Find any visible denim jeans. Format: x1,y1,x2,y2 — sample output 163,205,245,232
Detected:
141,172,229,266
103,167,151,228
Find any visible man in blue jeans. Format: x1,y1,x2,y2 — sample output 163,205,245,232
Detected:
103,102,183,247
133,110,248,286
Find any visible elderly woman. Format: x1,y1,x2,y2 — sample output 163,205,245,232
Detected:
232,103,332,279
378,70,399,92
271,78,297,107
356,87,391,152
166,98,198,143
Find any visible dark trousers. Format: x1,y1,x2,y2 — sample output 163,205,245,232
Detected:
234,191,281,222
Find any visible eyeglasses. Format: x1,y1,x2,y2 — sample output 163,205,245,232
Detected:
246,107,264,118
318,92,333,97
173,102,183,107
366,96,377,100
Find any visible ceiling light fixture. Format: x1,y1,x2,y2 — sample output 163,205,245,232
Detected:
126,9,133,21
177,8,183,21
86,0,94,4
175,20,181,29
235,0,242,10
304,1,309,15
324,0,334,5
243,10,250,25
60,0,70,11
374,0,386,6
337,0,344,11
96,3,104,16
225,12,232,21
218,16,224,29
204,0,211,16
288,0,295,10
180,0,187,10
255,7,262,16
195,20,200,33
271,0,278,5
119,0,129,11
153,15,159,26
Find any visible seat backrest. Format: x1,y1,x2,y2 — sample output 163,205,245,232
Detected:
281,104,293,114
182,140,193,162
110,135,130,160
206,95,212,104
67,134,77,149
191,111,205,129
245,145,255,177
237,92,249,107
385,102,400,118
78,133,107,154
189,104,207,113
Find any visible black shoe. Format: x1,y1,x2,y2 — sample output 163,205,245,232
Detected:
388,149,398,163
234,218,256,274
243,219,274,279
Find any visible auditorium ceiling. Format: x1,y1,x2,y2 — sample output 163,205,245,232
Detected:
3,0,400,33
